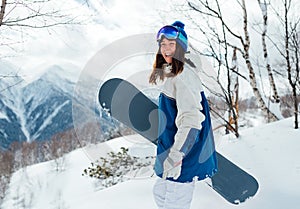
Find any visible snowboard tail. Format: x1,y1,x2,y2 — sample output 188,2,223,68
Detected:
98,78,259,204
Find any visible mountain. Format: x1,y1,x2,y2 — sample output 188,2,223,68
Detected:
0,62,28,148
0,62,112,149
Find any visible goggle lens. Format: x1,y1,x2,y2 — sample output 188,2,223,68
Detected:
156,26,179,41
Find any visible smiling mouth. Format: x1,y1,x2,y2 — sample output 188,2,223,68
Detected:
165,53,173,57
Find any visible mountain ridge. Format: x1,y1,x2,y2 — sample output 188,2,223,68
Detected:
0,63,92,149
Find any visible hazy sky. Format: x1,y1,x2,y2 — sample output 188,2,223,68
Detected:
1,0,297,83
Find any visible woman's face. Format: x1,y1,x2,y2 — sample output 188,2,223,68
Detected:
160,38,176,64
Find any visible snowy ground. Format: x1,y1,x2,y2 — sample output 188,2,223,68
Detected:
2,117,300,209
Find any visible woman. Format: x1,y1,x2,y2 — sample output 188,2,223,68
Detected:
149,21,218,209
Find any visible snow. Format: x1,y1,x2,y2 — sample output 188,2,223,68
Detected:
32,100,70,140
2,0,300,208
0,112,9,121
3,117,300,209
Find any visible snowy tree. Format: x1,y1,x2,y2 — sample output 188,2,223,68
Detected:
257,0,280,103
186,0,280,123
281,0,299,128
268,0,300,128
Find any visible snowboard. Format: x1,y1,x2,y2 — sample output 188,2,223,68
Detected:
98,78,259,204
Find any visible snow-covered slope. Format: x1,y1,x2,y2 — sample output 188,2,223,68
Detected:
2,117,300,209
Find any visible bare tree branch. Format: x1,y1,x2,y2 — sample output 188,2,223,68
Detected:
1,0,83,30
188,1,245,44
0,0,84,95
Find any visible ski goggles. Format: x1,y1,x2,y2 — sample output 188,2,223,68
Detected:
156,25,179,41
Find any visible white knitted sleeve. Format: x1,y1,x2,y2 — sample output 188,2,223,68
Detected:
172,70,205,152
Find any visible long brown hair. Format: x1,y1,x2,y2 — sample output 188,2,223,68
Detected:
149,41,185,84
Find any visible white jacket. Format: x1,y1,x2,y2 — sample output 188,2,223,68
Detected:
160,67,205,152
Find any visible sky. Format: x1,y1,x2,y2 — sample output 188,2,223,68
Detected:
1,0,298,95
1,0,164,82
0,0,253,74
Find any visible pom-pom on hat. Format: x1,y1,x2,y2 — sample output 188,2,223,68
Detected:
156,21,188,52
171,21,188,52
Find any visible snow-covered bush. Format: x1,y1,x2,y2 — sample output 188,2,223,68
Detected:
82,147,153,188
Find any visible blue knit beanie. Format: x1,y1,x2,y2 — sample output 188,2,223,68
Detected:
171,21,188,52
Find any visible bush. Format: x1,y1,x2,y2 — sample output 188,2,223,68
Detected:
82,147,153,188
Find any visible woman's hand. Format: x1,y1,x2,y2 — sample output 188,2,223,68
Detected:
162,149,184,180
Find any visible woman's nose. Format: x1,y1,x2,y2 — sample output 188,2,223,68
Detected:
164,44,172,50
